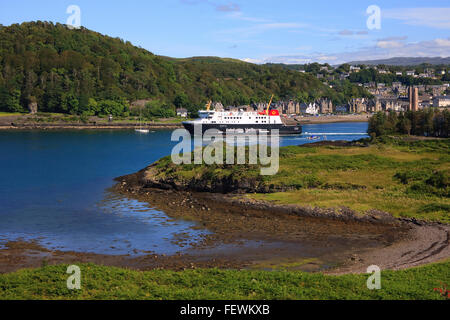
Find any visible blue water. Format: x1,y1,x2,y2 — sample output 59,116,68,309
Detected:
0,122,368,255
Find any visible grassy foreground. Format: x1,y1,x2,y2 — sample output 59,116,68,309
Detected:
153,137,449,223
0,261,448,300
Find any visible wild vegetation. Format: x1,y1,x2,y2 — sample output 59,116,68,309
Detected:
147,137,450,223
0,22,370,116
0,261,448,300
368,110,450,138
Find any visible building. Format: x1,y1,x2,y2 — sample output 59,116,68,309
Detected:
317,98,333,114
429,85,447,96
176,108,188,118
334,105,349,113
348,98,367,113
300,103,319,115
212,102,224,111
433,96,450,108
408,87,419,112
419,95,433,108
366,99,380,113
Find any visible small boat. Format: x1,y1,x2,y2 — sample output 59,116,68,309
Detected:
135,108,149,133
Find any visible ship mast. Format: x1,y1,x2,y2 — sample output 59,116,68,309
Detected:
266,94,274,115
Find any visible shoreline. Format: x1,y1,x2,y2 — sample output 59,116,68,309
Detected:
0,114,369,130
110,153,450,275
0,123,184,130
1,166,448,275
111,170,450,275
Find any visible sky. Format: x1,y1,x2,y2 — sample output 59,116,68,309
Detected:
0,0,449,64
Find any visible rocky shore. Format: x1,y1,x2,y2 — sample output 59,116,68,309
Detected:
109,148,449,274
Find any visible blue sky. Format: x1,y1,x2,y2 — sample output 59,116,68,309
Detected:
1,0,449,64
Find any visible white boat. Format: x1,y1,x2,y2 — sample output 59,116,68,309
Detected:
135,109,149,133
135,129,150,133
182,96,302,135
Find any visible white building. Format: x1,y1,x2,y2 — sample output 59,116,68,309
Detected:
300,103,319,115
433,96,450,108
176,108,188,118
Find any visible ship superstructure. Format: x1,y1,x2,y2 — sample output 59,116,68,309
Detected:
182,96,302,135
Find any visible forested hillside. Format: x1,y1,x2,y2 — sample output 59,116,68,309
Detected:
0,21,368,116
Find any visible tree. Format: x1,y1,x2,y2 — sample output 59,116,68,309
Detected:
61,93,79,114
0,21,373,115
98,99,128,116
173,93,191,110
0,87,23,112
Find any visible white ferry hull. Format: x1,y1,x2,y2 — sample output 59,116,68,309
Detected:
182,122,302,135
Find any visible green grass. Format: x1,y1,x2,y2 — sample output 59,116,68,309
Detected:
0,261,448,300
0,112,26,117
149,138,450,223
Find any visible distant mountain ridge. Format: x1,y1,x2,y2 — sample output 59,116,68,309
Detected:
346,57,450,66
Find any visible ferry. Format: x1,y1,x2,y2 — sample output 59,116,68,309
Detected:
182,96,302,135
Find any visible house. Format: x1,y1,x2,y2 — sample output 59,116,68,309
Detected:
348,98,368,113
317,98,333,114
406,70,415,76
300,103,319,115
334,105,349,113
176,108,188,118
392,82,402,89
433,96,450,108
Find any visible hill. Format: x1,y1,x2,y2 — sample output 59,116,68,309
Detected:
346,57,450,66
0,22,368,116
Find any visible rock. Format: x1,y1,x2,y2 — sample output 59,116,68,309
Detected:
28,100,38,114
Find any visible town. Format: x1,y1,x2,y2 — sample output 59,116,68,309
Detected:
174,63,450,118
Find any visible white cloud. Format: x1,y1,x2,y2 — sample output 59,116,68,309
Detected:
383,7,450,29
377,36,408,41
242,37,450,65
216,2,240,12
338,30,353,36
242,57,263,64
435,38,450,46
226,11,270,22
317,55,338,61
376,40,404,49
218,22,308,37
